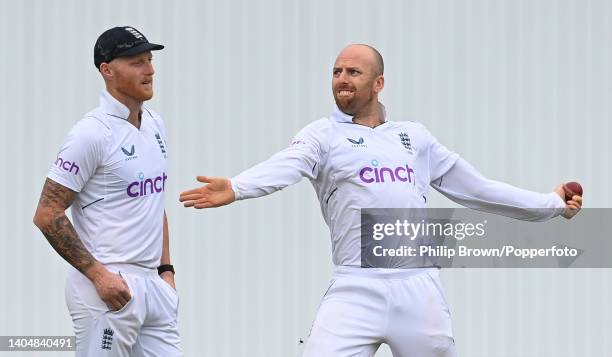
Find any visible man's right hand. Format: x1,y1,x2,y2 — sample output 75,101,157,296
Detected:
86,263,132,311
179,176,236,209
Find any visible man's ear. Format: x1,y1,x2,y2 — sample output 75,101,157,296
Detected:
99,62,112,79
373,75,385,94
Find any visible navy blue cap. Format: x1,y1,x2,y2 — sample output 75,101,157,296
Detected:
94,26,164,69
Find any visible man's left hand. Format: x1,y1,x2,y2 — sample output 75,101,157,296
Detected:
554,184,583,219
160,271,176,290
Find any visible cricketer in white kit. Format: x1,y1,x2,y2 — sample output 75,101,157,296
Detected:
179,44,582,356
34,26,181,357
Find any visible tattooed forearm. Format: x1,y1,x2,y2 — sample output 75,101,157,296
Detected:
40,215,96,274
34,178,97,275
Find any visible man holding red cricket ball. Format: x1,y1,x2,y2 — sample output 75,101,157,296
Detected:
180,44,584,357
560,181,583,214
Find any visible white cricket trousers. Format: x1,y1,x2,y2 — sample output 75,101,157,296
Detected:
65,264,182,356
303,267,456,357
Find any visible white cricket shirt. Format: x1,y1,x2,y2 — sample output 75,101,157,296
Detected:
48,90,168,268
232,106,565,267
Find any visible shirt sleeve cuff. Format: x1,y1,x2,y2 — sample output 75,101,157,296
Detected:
230,178,243,201
47,173,81,193
549,192,566,217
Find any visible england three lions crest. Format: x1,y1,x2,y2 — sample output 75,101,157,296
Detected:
398,132,414,154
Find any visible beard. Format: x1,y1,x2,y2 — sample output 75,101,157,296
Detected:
125,82,153,102
115,75,154,102
334,94,355,114
333,88,375,116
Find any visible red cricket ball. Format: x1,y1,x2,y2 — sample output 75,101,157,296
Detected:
563,181,583,200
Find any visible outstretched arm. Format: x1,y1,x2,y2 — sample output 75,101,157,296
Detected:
33,178,131,311
432,158,582,221
178,150,314,208
180,120,329,209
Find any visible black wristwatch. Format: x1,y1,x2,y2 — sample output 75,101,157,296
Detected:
158,264,175,275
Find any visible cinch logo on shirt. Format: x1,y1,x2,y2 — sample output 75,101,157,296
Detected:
127,172,168,197
359,160,415,184
54,157,80,175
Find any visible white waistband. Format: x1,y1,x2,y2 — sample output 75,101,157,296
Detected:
105,263,158,277
332,266,438,279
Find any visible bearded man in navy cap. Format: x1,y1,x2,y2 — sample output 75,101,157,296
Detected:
34,26,181,356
